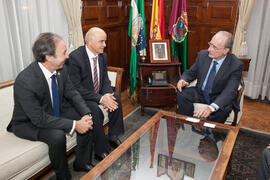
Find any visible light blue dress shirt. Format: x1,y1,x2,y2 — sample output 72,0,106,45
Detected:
201,56,226,110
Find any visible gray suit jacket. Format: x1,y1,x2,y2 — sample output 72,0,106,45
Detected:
8,61,91,140
181,50,244,113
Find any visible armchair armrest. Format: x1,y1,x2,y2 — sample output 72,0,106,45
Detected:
107,66,124,95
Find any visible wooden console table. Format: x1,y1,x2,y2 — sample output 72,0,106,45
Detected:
139,62,181,115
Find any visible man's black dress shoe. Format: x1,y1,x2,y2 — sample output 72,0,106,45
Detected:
73,163,94,172
56,176,71,180
109,138,122,149
94,152,108,161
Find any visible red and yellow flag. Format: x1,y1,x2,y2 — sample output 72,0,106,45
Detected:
150,0,165,40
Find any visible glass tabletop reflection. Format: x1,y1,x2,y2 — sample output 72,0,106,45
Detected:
95,113,230,180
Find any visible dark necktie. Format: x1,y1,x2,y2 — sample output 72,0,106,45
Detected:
51,74,60,117
203,61,218,104
93,57,99,93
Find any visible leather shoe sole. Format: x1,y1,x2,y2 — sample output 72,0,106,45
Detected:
73,163,94,172
94,152,108,161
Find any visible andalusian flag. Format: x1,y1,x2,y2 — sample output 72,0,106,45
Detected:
128,0,146,95
168,0,188,72
150,0,165,40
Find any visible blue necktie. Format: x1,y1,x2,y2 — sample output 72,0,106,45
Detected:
203,61,217,104
51,74,60,117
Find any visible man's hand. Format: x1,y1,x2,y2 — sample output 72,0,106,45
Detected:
194,107,212,119
75,115,93,134
101,93,118,112
177,79,189,92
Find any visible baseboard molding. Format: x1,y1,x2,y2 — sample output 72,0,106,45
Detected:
239,126,270,135
123,106,141,120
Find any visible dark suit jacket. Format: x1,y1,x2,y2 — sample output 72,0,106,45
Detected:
8,61,91,139
66,46,113,103
181,50,244,113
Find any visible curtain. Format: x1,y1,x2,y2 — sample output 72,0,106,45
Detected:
61,0,84,51
0,0,68,82
244,0,270,100
232,0,256,57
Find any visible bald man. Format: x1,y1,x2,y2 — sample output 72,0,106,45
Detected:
66,27,124,161
177,31,244,123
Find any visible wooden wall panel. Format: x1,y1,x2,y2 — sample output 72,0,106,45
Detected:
187,3,202,22
187,26,201,67
106,28,122,66
207,1,237,23
187,0,238,66
83,7,99,22
81,0,238,90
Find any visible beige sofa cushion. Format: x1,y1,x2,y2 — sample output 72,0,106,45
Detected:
0,85,77,179
0,132,76,179
0,86,14,133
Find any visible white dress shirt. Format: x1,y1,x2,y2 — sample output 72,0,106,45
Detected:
85,46,100,85
85,46,106,103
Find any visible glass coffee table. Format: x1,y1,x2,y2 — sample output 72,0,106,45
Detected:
82,111,239,180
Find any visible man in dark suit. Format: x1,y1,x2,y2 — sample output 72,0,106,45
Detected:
67,27,124,161
257,145,270,179
7,33,94,180
177,31,244,123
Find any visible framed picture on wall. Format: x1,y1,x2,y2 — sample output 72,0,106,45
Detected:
149,39,171,63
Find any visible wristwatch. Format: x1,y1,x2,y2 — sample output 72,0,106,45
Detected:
208,105,215,112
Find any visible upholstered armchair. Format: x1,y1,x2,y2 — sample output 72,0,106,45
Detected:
186,58,250,126
188,77,244,126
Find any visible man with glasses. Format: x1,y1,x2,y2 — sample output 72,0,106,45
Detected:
176,31,244,123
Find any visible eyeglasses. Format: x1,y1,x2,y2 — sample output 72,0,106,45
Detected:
208,42,225,51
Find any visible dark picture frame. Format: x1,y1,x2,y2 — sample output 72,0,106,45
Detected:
149,39,171,63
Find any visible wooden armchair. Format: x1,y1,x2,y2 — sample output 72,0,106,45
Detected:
107,66,124,95
189,79,243,126
101,66,124,125
190,58,250,126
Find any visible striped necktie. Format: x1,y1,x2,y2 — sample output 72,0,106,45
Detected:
93,57,99,93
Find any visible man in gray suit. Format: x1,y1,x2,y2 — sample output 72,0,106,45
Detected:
7,33,93,180
177,31,244,123
257,145,270,179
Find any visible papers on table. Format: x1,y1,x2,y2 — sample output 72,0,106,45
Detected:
185,117,216,128
186,117,200,123
203,122,216,128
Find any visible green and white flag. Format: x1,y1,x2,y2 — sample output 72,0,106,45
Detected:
128,0,146,95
